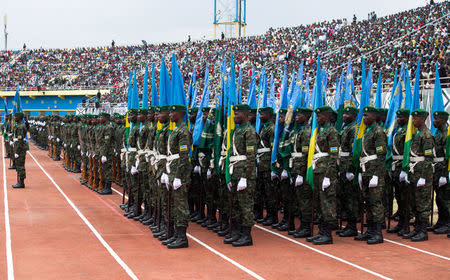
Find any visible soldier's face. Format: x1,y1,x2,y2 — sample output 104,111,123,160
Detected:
148,113,154,122
397,115,408,126
278,114,286,126
189,113,197,123
317,113,329,126
363,112,376,126
234,111,247,125
137,114,145,123
158,112,169,123
15,116,22,123
412,116,426,128
295,113,309,124
259,112,271,123
343,113,355,124
433,117,446,129
202,112,208,122
249,113,256,123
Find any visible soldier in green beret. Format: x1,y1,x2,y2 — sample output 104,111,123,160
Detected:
401,109,434,241
98,112,115,195
337,106,359,237
306,106,339,245
430,110,449,235
12,112,28,188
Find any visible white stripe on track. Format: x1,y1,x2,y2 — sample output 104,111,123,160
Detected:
2,138,14,279
255,225,392,280
382,238,449,261
27,151,139,280
111,187,265,280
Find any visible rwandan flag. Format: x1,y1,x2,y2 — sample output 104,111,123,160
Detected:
375,73,382,108
306,56,322,187
151,63,159,107
402,59,421,170
142,67,149,109
192,64,209,145
430,62,445,135
334,70,345,131
225,55,237,184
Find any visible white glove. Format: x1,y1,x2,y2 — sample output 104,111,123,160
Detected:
14,153,19,158
101,156,107,163
281,169,288,180
322,177,330,190
237,178,247,191
295,175,303,187
271,172,278,181
207,169,212,180
9,141,13,146
399,171,407,182
56,138,60,142
358,173,363,190
173,178,182,190
448,172,450,181
161,173,169,185
369,175,378,188
64,144,67,148
227,182,232,192
417,178,426,187
70,144,73,148
346,172,354,181
135,159,139,167
194,165,201,174
439,177,447,187
77,145,80,150
48,136,51,140
130,165,138,175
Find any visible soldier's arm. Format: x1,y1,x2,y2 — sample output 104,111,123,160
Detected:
374,128,387,165
245,128,257,180
422,131,434,164
174,128,191,180
327,128,340,163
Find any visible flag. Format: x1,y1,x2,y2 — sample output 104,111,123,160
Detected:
361,58,366,90
352,64,372,169
255,67,267,133
375,73,382,108
159,58,171,106
170,54,188,128
126,72,133,109
188,68,197,108
151,63,159,106
403,66,412,110
225,55,237,184
2,98,7,123
267,73,275,109
430,62,444,135
247,68,256,108
334,71,345,130
287,70,296,101
142,67,149,108
344,60,355,105
125,70,139,151
192,64,209,145
213,59,226,175
402,59,421,170
270,64,288,169
306,56,322,187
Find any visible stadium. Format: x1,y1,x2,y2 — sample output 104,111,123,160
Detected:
0,0,449,279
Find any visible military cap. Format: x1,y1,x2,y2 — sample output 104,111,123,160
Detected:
128,108,139,115
14,112,24,118
315,106,334,114
295,107,313,114
411,109,429,117
6,113,11,116
233,104,251,112
99,112,110,118
201,107,211,113
148,106,156,112
378,108,389,115
343,106,358,115
113,113,121,119
396,108,410,116
279,108,288,114
160,105,171,112
433,110,449,118
139,108,149,115
259,107,274,113
363,106,378,113
170,105,187,112
249,108,257,114
189,107,199,114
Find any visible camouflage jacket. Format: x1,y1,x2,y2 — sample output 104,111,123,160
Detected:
167,123,192,184
339,122,357,173
361,123,387,177
290,123,311,176
313,123,339,176
230,122,257,181
257,122,274,172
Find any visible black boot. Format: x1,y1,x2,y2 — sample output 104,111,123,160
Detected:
12,176,25,189
433,220,449,234
354,221,372,241
217,215,230,237
402,221,419,239
313,223,333,245
99,182,112,195
153,221,167,238
262,214,277,226
411,222,428,242
387,219,404,234
8,164,16,170
167,227,189,249
224,223,241,244
367,222,383,244
162,226,177,245
123,205,135,216
232,226,253,247
207,218,219,230
339,221,358,237
293,222,312,238
134,205,148,221
307,223,324,242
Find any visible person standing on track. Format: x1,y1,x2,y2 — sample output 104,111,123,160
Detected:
99,112,115,195
11,111,28,189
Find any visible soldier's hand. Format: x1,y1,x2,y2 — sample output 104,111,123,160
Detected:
237,178,247,191
173,178,182,190
438,177,447,187
417,178,426,187
399,171,407,182
77,145,80,150
295,175,303,187
369,175,378,188
345,172,354,181
101,156,107,163
206,169,212,180
194,165,201,174
161,173,169,185
271,172,278,181
14,153,19,159
131,165,138,175
281,169,288,180
227,182,232,192
56,138,60,142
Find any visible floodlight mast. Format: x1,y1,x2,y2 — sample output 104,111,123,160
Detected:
213,0,246,40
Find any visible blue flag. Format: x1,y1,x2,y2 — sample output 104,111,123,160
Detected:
431,62,444,134
192,64,210,145
375,73,382,108
159,58,171,106
151,63,159,106
271,65,289,166
142,67,149,108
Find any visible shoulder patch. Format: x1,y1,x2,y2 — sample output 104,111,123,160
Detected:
302,146,309,152
18,136,22,140
424,149,432,156
376,146,384,153
104,135,110,140
179,145,188,152
330,147,338,153
246,146,254,152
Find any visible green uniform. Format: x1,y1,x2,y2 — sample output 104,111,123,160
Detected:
256,122,275,219
433,125,450,230
13,122,28,180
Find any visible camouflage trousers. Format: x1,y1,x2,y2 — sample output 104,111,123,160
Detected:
293,173,313,223
264,174,278,217
172,183,190,227
434,180,450,224
361,174,385,223
102,157,113,184
338,176,360,222
313,173,337,225
15,152,26,179
203,173,219,217
410,169,432,223
231,177,255,227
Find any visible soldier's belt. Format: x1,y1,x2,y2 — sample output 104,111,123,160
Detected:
257,148,270,154
121,148,127,153
13,138,18,142
434,157,445,163
392,155,403,160
228,155,247,175
409,156,425,174
339,151,350,157
360,155,378,172
289,152,304,168
311,152,329,170
166,154,180,174
127,148,137,152
137,150,147,155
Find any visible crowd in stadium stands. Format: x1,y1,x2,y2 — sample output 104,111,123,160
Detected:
0,1,448,104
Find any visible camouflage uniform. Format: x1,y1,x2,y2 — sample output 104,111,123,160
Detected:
99,118,116,192
433,124,450,233
13,119,28,182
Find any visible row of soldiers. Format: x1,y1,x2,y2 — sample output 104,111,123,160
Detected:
27,104,450,248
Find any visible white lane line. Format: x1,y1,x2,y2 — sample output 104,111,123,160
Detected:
383,237,449,261
111,187,265,280
2,138,14,279
254,225,392,280
27,151,139,280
